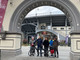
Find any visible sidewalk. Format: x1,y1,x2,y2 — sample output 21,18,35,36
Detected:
1,46,70,60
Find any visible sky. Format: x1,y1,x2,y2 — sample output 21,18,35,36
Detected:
25,6,64,18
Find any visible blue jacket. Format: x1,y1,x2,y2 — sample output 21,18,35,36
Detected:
35,38,43,47
49,40,54,46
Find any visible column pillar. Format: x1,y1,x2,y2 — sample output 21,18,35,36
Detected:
0,31,22,60
0,31,22,49
36,14,39,30
70,32,80,60
65,18,68,36
50,12,52,30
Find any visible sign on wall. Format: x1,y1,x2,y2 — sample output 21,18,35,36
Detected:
0,0,8,32
42,31,47,35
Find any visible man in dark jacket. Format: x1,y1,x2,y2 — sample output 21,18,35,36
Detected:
43,37,49,57
53,37,59,58
34,36,43,57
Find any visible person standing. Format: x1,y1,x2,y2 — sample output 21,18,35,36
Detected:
53,37,59,58
49,38,54,56
34,36,43,57
43,37,49,57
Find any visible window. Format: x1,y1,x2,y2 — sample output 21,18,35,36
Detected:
69,28,71,30
31,21,33,23
61,28,64,30
53,28,57,30
41,25,46,29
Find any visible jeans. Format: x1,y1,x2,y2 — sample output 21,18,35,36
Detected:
44,47,48,57
54,48,59,57
37,46,42,56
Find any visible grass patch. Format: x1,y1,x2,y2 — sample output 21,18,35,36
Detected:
22,44,30,46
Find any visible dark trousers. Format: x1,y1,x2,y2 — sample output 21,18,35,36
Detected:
54,48,59,57
44,47,48,57
37,46,42,56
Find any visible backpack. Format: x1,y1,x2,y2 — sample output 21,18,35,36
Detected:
50,49,54,54
53,41,58,48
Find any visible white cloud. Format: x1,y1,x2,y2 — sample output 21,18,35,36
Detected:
26,6,64,18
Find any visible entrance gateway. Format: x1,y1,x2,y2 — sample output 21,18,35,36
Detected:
0,0,80,60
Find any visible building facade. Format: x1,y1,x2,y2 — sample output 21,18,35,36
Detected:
0,0,80,60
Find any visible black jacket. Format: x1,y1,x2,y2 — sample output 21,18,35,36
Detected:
43,40,49,47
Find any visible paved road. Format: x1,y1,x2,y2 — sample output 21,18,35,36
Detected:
1,46,70,60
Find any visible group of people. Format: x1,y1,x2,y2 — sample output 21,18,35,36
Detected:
30,36,59,58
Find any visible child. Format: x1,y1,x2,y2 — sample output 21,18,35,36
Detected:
49,38,54,56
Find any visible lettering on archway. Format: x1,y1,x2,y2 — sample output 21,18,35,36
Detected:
9,0,80,33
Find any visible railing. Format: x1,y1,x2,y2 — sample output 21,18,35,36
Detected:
36,26,52,30
55,31,66,37
36,29,66,40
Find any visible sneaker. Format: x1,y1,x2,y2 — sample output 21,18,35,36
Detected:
46,55,48,57
40,55,42,57
55,55,56,57
37,55,39,56
51,54,53,56
57,55,59,58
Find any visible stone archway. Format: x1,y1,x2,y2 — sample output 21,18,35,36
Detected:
9,0,80,33
8,0,80,60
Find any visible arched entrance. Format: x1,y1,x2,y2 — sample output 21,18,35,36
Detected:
9,0,80,33
2,0,80,60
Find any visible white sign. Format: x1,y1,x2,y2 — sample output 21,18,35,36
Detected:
47,26,51,29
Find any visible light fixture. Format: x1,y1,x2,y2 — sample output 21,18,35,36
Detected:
10,0,13,6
